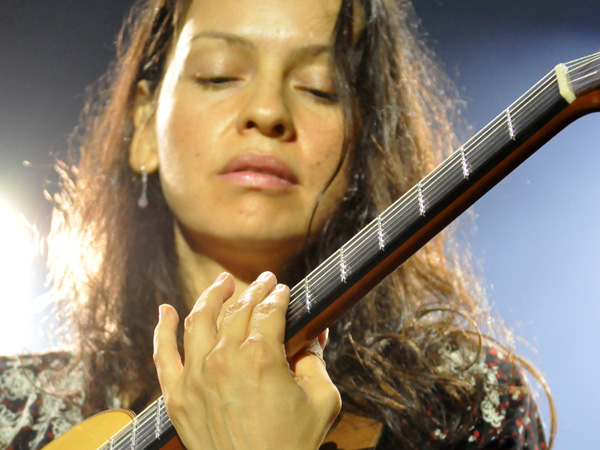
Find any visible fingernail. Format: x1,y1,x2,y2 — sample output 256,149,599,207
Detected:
159,304,167,320
258,271,273,282
215,272,229,283
274,283,287,292
319,328,329,350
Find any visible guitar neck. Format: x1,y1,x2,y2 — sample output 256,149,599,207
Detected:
98,52,600,450
283,52,600,355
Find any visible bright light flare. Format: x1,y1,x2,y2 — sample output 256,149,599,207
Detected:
0,195,35,354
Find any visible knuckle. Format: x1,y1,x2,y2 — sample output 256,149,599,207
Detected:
252,298,280,316
163,393,184,418
187,370,208,393
225,298,247,316
152,329,163,364
203,347,229,376
202,283,224,302
183,307,208,333
242,337,277,366
153,322,161,341
327,385,343,414
152,348,161,367
183,314,194,333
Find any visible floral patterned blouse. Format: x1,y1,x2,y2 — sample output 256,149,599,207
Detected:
0,349,546,450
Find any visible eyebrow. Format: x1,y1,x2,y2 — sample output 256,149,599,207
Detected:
190,31,332,61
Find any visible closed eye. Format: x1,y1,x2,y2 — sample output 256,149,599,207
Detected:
302,87,338,103
195,76,239,89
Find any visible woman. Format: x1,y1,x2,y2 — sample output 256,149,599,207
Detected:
0,0,550,448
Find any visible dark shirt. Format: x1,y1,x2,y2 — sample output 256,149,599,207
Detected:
0,348,546,450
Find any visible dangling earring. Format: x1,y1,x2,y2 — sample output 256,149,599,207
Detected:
138,165,148,209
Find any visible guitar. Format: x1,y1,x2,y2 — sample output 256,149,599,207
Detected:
45,52,600,450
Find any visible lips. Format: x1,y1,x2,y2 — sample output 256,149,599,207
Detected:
218,153,298,189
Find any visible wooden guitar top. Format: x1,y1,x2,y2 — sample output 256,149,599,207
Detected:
45,409,382,450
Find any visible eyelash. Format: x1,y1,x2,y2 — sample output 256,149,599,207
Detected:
304,88,338,103
194,77,338,103
194,77,238,89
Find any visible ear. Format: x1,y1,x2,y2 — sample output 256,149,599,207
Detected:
129,80,160,174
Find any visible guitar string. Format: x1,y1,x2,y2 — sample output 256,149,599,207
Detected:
286,51,600,318
567,54,600,94
569,54,600,91
103,399,165,450
285,65,559,320
136,404,173,450
128,402,171,449
137,403,171,445
569,52,600,71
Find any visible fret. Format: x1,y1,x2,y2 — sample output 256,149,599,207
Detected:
459,146,470,179
131,417,137,449
305,276,312,313
155,397,163,439
506,107,516,141
339,246,349,283
417,181,426,216
377,215,385,250
109,438,114,450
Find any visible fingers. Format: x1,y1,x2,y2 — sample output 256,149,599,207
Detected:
154,271,341,449
217,271,277,344
182,272,235,366
317,328,329,351
247,283,290,345
154,304,183,394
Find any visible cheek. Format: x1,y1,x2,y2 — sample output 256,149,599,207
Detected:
155,87,227,182
301,111,346,188
299,113,349,228
156,112,198,196
154,91,214,218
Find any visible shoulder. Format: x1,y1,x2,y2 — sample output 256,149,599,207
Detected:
372,346,548,450
459,347,547,450
0,352,85,450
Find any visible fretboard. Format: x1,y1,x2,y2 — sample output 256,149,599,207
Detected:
98,52,600,450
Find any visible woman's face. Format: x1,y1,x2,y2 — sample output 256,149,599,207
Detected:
138,0,347,265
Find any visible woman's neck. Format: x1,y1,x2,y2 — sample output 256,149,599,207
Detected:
173,222,301,311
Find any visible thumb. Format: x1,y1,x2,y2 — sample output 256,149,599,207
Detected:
291,338,341,425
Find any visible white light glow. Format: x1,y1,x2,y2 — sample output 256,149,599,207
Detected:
0,195,35,355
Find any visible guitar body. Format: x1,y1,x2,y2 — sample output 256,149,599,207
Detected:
45,410,184,450
47,410,381,450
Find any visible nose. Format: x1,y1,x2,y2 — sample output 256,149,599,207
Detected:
236,78,296,141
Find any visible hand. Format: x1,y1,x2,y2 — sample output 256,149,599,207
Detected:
153,271,342,450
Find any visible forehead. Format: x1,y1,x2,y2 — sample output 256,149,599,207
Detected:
182,0,342,46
